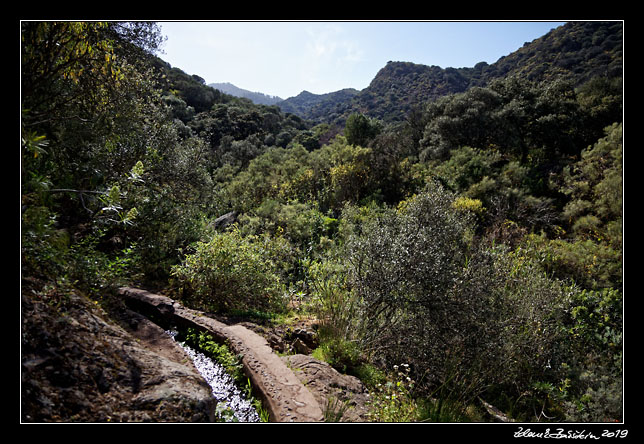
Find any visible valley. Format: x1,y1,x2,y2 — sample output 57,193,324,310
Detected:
21,21,623,425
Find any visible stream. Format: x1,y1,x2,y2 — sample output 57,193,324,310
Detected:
166,330,261,422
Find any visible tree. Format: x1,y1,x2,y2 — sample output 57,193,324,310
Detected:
21,21,218,286
418,86,501,161
418,77,590,164
561,123,622,245
344,113,382,147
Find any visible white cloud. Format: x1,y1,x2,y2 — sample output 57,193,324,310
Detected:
297,23,367,93
304,24,365,63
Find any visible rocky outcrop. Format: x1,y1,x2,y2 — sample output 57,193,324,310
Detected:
22,283,366,423
21,288,216,422
240,321,319,355
282,354,370,422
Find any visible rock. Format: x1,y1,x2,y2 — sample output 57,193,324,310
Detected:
282,354,370,422
244,322,319,356
213,211,238,231
266,332,286,353
292,338,312,354
281,326,318,354
21,289,216,422
292,327,319,350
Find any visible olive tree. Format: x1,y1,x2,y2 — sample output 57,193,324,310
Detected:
341,183,571,404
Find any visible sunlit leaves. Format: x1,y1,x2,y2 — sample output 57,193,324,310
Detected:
170,229,287,313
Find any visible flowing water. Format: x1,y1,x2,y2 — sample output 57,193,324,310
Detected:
166,330,261,422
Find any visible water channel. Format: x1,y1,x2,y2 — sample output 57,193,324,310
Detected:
166,330,261,422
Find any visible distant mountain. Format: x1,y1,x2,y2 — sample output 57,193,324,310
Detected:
277,21,622,125
209,82,283,106
474,21,623,86
277,88,360,123
351,61,475,122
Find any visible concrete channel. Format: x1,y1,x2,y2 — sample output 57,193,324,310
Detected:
118,287,324,422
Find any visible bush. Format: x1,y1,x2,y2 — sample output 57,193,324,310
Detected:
334,184,585,415
483,239,622,421
170,228,287,313
562,287,623,422
342,183,494,396
525,234,622,291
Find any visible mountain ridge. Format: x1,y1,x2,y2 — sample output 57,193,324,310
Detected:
276,88,360,122
177,22,621,127
208,82,284,106
275,21,622,124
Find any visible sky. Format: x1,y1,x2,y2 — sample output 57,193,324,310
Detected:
158,21,566,100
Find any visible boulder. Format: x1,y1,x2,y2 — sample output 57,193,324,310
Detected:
213,211,238,231
21,289,216,422
282,354,370,422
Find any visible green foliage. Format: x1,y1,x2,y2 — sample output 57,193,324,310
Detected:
225,144,314,212
418,77,592,164
306,240,384,376
323,396,352,422
489,235,623,421
170,229,287,313
524,234,622,291
366,364,421,422
561,123,622,247
21,204,68,279
307,256,361,349
322,137,373,209
452,196,485,215
431,145,502,193
277,89,359,124
22,20,622,423
180,329,245,383
225,135,376,215
341,185,501,397
568,287,622,353
67,230,140,296
327,184,612,420
312,338,363,375
344,113,382,147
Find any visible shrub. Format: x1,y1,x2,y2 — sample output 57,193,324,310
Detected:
344,112,382,147
170,228,287,313
335,183,585,417
342,183,493,395
562,287,623,422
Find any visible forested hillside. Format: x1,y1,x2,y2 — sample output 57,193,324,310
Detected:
22,21,623,423
209,82,284,106
282,21,622,125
